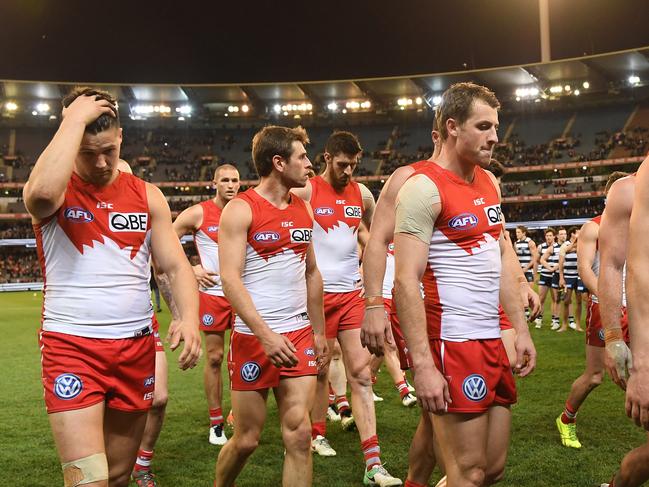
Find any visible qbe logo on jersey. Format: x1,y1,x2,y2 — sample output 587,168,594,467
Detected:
54,373,83,400
290,228,312,243
240,361,261,383
462,374,487,402
109,212,148,232
344,206,362,218
483,204,503,226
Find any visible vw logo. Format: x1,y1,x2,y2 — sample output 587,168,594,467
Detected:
240,361,261,383
202,314,214,326
598,329,605,341
462,374,487,402
54,373,83,400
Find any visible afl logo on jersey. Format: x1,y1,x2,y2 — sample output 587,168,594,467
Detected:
109,212,148,232
65,207,94,223
344,206,362,218
449,213,478,230
208,225,218,233
315,207,334,216
253,231,280,243
462,374,487,402
54,373,83,400
240,362,261,383
290,228,312,243
483,204,503,225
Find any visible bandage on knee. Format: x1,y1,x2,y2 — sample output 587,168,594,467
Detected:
62,453,108,486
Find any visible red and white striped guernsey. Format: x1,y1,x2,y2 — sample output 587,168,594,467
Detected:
414,163,503,341
34,171,153,339
234,189,313,334
310,175,363,292
193,200,225,297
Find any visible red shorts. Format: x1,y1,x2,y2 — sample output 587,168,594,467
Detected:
324,290,364,339
388,298,412,370
228,325,317,391
199,292,234,333
499,306,513,331
585,300,629,347
430,338,517,413
40,330,155,414
151,314,164,352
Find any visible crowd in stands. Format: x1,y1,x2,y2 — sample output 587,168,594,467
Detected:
0,247,41,283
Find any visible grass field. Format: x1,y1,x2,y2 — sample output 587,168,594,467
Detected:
1,291,646,487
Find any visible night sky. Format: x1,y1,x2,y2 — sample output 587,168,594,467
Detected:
0,0,647,84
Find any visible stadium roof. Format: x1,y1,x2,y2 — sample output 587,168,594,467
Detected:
2,47,649,119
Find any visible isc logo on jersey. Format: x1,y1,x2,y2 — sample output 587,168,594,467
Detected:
65,207,94,223
290,228,312,243
315,207,334,216
253,231,280,243
344,206,362,218
109,212,148,232
483,204,503,225
449,213,478,230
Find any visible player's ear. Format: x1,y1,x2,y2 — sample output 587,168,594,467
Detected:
272,154,285,173
447,118,458,138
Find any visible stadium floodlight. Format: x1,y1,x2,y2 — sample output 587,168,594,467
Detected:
327,102,338,111
273,104,281,113
629,75,640,85
176,104,192,114
397,98,407,106
549,85,563,94
31,110,38,116
306,103,313,110
582,81,590,89
564,85,571,92
432,95,442,106
415,97,423,105
342,108,347,114
361,101,371,109
5,102,18,111
516,96,521,102
574,89,580,96
36,103,50,113
178,116,186,121
241,104,249,113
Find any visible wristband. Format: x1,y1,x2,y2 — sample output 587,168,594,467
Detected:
364,296,383,308
604,328,624,343
365,305,384,311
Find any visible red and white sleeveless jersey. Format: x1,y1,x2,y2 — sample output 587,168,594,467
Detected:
310,176,363,292
382,242,395,299
416,163,503,341
34,172,153,339
193,200,225,297
234,189,313,334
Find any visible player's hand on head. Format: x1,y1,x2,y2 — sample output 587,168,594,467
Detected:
413,366,450,414
62,94,117,125
625,370,649,430
514,332,536,377
262,331,298,368
192,265,219,287
605,339,632,390
361,307,390,356
166,318,202,370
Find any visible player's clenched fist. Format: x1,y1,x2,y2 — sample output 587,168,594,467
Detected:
167,319,202,370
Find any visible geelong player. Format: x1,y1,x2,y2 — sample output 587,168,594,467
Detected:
395,82,536,487
539,229,563,329
158,164,240,446
26,88,201,487
558,227,583,332
214,126,328,487
293,131,401,486
514,226,537,284
555,172,628,449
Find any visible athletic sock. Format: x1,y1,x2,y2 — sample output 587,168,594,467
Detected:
361,435,381,471
133,449,154,473
209,407,224,427
328,384,336,407
336,395,351,416
312,421,326,439
396,380,409,399
404,481,427,487
561,401,578,424
552,315,559,322
371,375,377,385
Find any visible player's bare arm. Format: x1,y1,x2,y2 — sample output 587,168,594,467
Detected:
147,183,202,370
218,198,298,368
625,159,649,429
559,249,567,288
599,176,635,390
359,182,375,229
361,166,414,355
24,95,117,221
290,179,312,202
540,245,555,273
304,235,329,370
527,239,538,274
577,221,598,298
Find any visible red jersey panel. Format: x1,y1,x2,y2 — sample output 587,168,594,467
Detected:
234,189,313,334
415,163,502,341
310,176,363,292
34,172,153,339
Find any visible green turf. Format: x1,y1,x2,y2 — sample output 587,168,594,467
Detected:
0,291,646,486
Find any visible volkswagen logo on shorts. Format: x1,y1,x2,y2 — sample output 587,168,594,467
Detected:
598,329,605,341
462,374,487,402
54,373,83,400
202,314,214,326
304,347,315,357
241,362,261,383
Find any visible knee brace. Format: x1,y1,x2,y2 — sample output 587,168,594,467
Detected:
62,453,108,486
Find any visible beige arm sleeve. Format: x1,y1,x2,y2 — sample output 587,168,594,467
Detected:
394,175,441,244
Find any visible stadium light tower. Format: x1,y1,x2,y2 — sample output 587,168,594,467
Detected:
539,0,551,62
